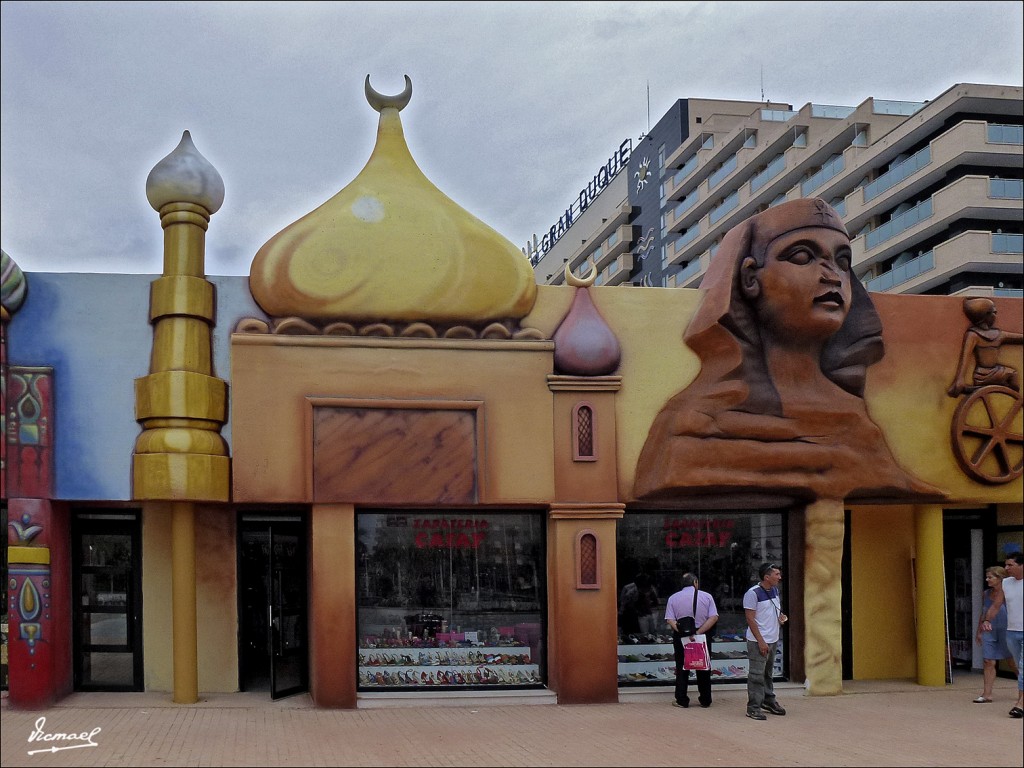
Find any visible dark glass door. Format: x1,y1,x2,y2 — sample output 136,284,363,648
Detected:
239,516,307,699
72,513,143,691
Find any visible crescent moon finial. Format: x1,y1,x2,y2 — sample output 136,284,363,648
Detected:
565,263,597,288
365,74,413,113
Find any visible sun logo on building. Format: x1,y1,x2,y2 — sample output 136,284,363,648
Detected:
635,156,651,194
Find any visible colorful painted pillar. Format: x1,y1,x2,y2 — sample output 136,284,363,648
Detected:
133,132,229,703
4,253,70,708
6,500,62,708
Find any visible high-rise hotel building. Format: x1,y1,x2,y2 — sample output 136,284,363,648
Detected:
529,83,1022,297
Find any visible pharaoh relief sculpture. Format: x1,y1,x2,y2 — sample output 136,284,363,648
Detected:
947,297,1023,484
634,198,938,506
633,198,941,696
242,75,541,340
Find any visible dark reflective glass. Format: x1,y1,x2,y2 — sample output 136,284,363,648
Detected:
357,512,544,689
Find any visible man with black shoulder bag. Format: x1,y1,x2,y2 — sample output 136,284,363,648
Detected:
665,572,719,709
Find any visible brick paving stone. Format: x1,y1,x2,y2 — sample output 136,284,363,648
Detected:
1,674,1022,767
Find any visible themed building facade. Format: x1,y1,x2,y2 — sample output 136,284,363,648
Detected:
2,77,1022,709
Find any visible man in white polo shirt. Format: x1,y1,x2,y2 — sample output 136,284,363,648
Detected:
743,562,788,720
982,551,1023,718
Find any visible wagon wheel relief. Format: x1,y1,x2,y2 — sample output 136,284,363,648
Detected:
951,385,1024,484
946,297,1024,485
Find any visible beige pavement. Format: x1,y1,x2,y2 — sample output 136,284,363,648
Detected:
1,674,1022,767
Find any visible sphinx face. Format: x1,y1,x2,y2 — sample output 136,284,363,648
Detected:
754,227,853,345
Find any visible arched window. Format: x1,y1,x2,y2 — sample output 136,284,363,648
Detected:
572,402,597,461
576,530,600,589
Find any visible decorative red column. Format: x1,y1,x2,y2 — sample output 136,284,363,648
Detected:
4,252,70,708
6,498,66,708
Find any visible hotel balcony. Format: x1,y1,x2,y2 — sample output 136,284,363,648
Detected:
591,224,638,273
851,175,1023,273
564,199,633,275
863,230,1023,294
842,120,1024,233
665,250,712,289
596,251,635,286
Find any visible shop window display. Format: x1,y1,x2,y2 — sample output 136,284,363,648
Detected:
616,511,786,685
357,511,544,689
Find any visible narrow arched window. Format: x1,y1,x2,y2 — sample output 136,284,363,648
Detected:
572,402,597,461
576,530,600,589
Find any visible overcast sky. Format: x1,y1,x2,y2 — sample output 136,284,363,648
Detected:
2,1,1022,277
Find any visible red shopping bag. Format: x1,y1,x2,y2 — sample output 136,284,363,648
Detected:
683,634,710,671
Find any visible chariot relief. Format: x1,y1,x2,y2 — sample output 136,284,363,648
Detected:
947,297,1024,484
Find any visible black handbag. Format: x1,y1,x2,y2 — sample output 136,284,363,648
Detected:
674,586,699,637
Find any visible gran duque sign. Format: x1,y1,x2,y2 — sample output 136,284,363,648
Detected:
524,139,632,265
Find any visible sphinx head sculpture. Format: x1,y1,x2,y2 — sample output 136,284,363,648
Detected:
634,198,938,506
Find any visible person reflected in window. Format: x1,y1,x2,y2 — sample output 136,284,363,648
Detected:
619,573,657,639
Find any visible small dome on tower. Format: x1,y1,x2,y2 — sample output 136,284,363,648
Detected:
146,131,225,214
552,265,621,376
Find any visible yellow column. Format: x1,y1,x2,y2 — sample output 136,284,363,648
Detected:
171,502,198,703
914,504,946,686
804,498,844,695
134,132,228,704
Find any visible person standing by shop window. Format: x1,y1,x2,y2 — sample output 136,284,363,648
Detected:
665,572,718,709
981,552,1024,718
744,562,787,720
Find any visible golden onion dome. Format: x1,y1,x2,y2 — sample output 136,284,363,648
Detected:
249,75,537,326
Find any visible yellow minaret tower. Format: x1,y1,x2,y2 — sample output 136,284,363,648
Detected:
134,130,228,702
